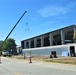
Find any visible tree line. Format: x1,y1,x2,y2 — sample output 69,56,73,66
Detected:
2,38,16,51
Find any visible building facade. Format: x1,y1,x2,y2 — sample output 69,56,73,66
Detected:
22,43,76,57
21,25,76,49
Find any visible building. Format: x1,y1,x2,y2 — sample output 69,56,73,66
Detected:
21,25,76,49
16,45,22,54
21,25,76,57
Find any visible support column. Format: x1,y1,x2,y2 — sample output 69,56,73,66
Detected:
41,36,44,47
74,25,76,32
74,27,76,43
34,38,36,48
74,27,76,35
24,41,26,49
49,33,53,46
29,40,31,48
61,30,65,44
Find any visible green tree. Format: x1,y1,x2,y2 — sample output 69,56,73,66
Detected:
2,38,17,51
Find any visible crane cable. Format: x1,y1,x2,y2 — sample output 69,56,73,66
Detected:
25,11,29,31
25,23,29,31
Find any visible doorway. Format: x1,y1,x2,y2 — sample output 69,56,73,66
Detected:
50,51,57,58
70,46,75,57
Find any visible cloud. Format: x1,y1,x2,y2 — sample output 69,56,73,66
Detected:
67,1,76,8
37,5,68,17
39,20,60,28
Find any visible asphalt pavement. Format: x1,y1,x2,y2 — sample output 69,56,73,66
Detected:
0,57,76,75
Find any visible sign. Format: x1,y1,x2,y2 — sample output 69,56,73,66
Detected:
62,52,68,56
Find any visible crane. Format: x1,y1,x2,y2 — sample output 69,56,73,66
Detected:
0,10,27,63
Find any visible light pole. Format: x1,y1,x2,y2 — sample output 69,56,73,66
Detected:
0,10,27,63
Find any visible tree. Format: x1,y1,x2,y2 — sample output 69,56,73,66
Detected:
2,38,17,51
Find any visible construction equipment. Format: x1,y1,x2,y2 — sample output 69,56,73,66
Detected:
0,10,27,63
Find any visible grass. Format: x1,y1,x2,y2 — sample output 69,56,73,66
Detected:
11,55,76,65
44,57,76,65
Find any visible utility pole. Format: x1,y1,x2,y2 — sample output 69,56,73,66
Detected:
0,10,27,63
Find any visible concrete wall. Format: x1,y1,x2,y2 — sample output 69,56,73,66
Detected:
22,43,76,57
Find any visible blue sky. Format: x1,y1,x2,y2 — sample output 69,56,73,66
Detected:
0,0,76,45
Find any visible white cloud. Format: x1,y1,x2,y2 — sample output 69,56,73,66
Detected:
39,20,60,28
37,5,68,17
67,1,76,8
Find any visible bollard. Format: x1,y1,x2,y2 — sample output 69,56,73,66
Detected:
29,51,32,63
24,53,26,59
29,57,32,63
0,56,1,64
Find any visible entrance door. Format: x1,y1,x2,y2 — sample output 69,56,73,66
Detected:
70,46,75,57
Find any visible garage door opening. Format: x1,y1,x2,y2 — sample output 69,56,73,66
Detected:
70,46,75,57
50,51,57,58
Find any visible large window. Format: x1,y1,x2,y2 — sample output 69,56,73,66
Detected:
36,39,41,47
31,40,34,48
26,41,29,48
44,37,50,47
65,31,74,43
21,41,24,49
53,34,61,45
